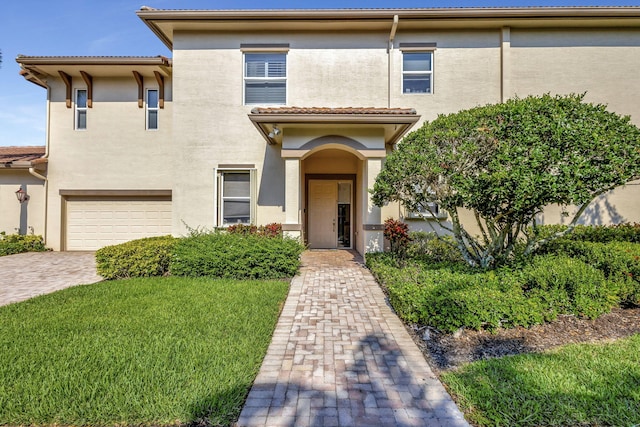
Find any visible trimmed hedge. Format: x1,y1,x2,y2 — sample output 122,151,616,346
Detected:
170,232,304,280
96,236,177,280
366,251,623,332
545,240,640,306
0,233,48,256
520,255,619,319
536,223,640,244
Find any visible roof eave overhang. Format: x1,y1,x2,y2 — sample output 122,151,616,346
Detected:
137,7,640,50
15,56,172,86
248,113,420,146
0,160,47,170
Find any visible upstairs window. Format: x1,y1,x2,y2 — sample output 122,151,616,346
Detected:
75,89,87,129
244,53,287,105
146,89,159,130
402,52,433,94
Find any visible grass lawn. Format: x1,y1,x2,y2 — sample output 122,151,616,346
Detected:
0,277,289,427
442,334,640,427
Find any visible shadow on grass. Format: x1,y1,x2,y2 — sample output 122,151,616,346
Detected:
187,384,249,427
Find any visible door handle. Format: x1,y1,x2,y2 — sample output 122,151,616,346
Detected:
333,219,336,232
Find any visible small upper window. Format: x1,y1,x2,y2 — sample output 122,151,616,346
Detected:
75,89,87,130
147,89,159,130
402,52,433,94
244,53,286,105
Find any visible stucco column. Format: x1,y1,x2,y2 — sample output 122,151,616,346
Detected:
284,157,302,239
361,157,384,252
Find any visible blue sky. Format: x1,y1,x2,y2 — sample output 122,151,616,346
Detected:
1,0,637,146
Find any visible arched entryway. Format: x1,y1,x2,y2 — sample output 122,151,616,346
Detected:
302,148,360,249
247,106,420,254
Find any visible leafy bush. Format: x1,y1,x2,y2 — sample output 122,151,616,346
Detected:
384,218,410,258
521,255,619,319
545,240,640,306
0,232,48,256
171,231,304,280
536,223,640,244
367,253,544,332
366,252,623,332
226,224,258,235
227,222,283,238
96,236,177,280
407,231,464,263
373,94,640,268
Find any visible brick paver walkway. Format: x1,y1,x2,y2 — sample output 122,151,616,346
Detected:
0,251,102,306
237,250,469,427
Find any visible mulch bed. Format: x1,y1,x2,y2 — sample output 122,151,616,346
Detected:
407,306,640,374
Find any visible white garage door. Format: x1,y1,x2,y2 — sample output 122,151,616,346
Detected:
66,199,172,250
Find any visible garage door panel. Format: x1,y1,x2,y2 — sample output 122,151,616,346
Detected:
66,199,172,251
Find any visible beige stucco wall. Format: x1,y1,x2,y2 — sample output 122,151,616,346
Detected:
509,28,640,122
169,26,640,248
170,32,395,235
391,30,503,126
44,75,173,250
394,27,640,237
29,23,640,251
0,171,46,237
170,30,504,239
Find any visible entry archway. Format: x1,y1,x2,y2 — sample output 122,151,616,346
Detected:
303,148,360,249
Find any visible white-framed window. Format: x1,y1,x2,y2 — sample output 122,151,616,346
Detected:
244,53,287,105
405,183,445,219
146,89,159,130
402,52,433,94
75,89,87,130
216,169,257,225
406,202,442,219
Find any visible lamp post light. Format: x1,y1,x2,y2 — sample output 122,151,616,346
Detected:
15,187,29,204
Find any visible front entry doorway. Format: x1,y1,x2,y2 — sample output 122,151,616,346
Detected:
307,179,353,249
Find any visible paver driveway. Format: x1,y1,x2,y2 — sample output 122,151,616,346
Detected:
0,251,102,307
237,250,469,427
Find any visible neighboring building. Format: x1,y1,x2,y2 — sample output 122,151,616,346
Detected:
12,6,640,252
0,146,47,237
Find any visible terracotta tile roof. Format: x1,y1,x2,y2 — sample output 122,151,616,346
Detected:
250,107,417,115
0,146,46,164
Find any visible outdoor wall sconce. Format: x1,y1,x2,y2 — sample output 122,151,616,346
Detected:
268,126,281,139
15,188,29,204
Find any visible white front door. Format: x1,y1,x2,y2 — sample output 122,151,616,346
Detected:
308,180,337,249
307,180,353,249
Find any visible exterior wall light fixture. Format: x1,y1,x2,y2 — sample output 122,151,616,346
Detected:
268,126,281,138
15,187,29,204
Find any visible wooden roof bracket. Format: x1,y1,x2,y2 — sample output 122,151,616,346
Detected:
154,71,165,108
133,71,144,108
79,71,93,108
58,71,72,108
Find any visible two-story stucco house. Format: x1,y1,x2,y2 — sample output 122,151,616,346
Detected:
8,6,640,252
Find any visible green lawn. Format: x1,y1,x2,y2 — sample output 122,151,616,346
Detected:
0,277,289,427
442,334,640,427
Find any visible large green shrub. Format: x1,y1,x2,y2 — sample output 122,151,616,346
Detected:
96,236,177,280
0,233,48,256
406,231,464,263
372,94,640,268
537,223,640,244
170,232,304,280
520,255,619,319
545,240,640,306
366,252,624,332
